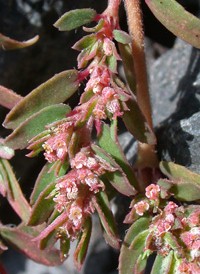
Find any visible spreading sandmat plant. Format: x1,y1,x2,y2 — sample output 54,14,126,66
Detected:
0,1,200,273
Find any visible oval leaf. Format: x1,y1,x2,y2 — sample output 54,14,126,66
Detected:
123,97,156,145
54,9,97,31
160,161,200,201
0,225,61,266
113,30,132,44
0,33,39,50
119,217,150,274
4,104,71,149
92,191,120,249
145,0,200,49
4,70,79,129
74,217,92,270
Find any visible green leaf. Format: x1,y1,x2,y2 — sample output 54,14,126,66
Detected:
0,224,61,266
60,234,70,261
113,30,132,44
54,9,97,31
28,182,56,226
160,161,200,201
0,85,22,109
0,33,39,50
98,123,138,190
4,70,79,129
92,144,136,196
92,191,120,249
72,34,97,51
119,217,150,274
4,104,71,149
106,55,117,73
0,159,31,222
30,162,68,205
123,97,156,144
151,251,174,274
74,217,92,270
118,44,136,94
145,0,200,49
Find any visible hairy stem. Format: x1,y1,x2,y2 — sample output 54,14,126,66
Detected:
124,0,153,129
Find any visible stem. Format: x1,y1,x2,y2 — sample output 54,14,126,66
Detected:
103,0,121,20
124,0,153,129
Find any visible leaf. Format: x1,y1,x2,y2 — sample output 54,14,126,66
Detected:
0,224,61,266
92,144,136,196
123,97,156,145
151,251,174,274
0,33,39,50
4,70,79,130
4,104,71,149
72,34,97,51
33,211,68,243
0,85,22,109
118,44,136,94
106,55,117,73
30,162,68,205
60,234,70,261
113,30,132,44
92,191,120,249
119,217,150,274
145,0,200,49
160,161,200,201
0,159,31,222
74,217,92,270
54,9,97,31
28,182,56,226
98,123,138,190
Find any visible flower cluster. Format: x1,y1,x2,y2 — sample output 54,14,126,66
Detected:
28,4,132,247
126,183,200,273
52,146,116,239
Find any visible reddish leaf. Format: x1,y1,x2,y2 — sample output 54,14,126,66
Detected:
0,159,31,222
0,33,39,50
74,217,92,270
0,85,22,109
0,224,61,266
92,191,120,249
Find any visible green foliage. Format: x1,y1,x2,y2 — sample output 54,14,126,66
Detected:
54,9,97,31
145,0,200,49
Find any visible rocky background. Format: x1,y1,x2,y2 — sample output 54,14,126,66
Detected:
0,0,200,273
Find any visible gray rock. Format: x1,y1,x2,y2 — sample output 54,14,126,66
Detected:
157,112,200,173
150,39,200,173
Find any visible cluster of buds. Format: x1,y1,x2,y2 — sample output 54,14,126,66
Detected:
126,183,200,273
52,146,117,239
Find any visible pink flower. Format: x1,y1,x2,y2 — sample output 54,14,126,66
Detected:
69,203,83,228
145,184,160,200
134,201,149,216
164,201,178,214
